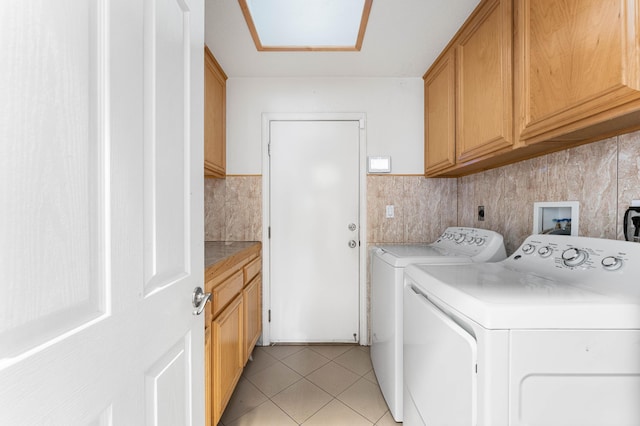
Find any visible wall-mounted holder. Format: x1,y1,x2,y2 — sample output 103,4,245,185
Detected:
533,201,579,236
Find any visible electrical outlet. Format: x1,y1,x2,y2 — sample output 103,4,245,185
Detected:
386,205,395,218
478,205,485,221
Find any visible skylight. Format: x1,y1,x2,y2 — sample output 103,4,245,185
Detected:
239,0,373,51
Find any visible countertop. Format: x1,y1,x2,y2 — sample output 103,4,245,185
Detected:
204,241,261,271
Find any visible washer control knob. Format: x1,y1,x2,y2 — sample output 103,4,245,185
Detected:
601,256,623,271
562,248,588,267
522,244,535,254
466,236,475,244
538,246,553,258
455,234,466,243
475,238,485,246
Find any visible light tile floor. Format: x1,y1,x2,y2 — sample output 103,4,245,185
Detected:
219,345,400,426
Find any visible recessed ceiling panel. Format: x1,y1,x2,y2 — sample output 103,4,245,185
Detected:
239,0,372,51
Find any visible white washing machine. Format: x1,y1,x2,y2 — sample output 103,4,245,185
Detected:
370,227,506,422
403,234,640,426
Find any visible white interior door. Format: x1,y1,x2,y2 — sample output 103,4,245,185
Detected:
0,0,204,424
269,120,360,343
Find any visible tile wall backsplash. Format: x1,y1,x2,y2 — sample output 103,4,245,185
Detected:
204,131,640,255
458,133,639,254
204,175,262,242
458,136,620,253
367,175,457,244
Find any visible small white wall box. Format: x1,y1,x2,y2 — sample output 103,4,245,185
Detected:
533,201,579,236
367,156,391,173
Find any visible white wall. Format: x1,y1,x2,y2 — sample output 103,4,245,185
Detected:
226,77,424,174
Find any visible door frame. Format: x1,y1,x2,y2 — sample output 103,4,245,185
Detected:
261,112,368,346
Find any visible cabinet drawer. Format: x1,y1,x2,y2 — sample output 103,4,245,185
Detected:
243,257,261,284
212,270,243,318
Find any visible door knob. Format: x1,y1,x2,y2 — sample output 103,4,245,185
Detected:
348,223,357,231
348,240,357,248
192,286,212,316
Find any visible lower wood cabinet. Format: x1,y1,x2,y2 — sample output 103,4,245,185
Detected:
243,276,262,360
212,295,244,425
204,243,262,426
204,326,212,426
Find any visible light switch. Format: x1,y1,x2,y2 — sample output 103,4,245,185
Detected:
386,205,394,218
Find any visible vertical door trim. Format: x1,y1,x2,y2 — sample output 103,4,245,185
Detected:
260,112,368,345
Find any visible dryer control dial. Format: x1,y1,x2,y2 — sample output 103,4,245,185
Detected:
455,234,466,243
538,246,552,258
601,256,623,271
522,244,535,254
562,248,588,267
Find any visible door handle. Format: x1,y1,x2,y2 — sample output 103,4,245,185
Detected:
348,240,357,248
192,286,212,316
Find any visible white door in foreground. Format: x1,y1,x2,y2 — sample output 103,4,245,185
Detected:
0,0,205,423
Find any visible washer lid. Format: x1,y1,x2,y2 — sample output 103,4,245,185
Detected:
405,262,640,330
374,244,469,267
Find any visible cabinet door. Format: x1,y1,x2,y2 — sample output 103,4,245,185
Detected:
204,46,227,178
212,294,243,425
424,51,456,176
516,0,640,143
456,0,513,163
205,326,212,426
243,276,262,362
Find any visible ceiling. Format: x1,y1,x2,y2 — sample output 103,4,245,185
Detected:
204,0,481,78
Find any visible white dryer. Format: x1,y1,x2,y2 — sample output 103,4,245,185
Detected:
370,227,506,422
403,234,640,426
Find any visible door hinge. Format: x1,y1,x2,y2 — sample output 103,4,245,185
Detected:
268,309,271,322
268,226,271,239
268,143,271,156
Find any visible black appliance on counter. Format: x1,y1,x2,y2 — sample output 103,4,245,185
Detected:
623,204,640,242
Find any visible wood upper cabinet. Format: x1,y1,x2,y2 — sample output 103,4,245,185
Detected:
204,46,227,178
424,51,456,175
424,0,513,177
425,0,640,177
456,0,513,163
516,0,640,144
